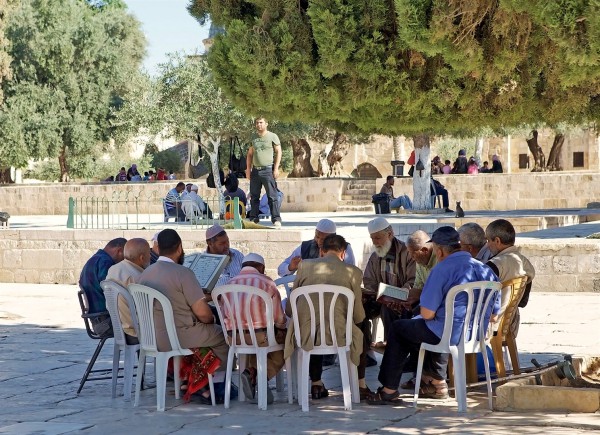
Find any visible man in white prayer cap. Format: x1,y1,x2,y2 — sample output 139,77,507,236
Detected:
277,218,356,277
363,217,416,350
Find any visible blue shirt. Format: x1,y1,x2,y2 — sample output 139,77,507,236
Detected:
79,249,115,313
420,251,499,345
164,188,180,211
211,248,244,288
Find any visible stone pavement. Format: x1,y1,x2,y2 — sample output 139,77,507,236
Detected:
0,284,598,434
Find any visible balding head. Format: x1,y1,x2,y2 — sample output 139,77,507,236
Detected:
406,230,430,249
406,230,433,266
124,238,151,269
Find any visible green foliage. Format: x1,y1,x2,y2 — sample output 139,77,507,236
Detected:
150,149,182,173
0,0,145,179
190,0,600,136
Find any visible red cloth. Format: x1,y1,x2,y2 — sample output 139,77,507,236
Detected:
168,348,221,402
407,150,415,166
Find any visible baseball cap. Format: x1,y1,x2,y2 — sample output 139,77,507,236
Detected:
428,226,460,245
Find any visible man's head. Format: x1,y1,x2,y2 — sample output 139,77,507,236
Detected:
124,238,151,269
242,252,265,274
255,117,268,133
314,219,336,248
485,219,516,256
406,230,432,265
321,234,348,261
104,238,127,263
150,232,160,255
368,217,394,258
175,182,185,193
190,184,199,193
458,222,487,258
185,183,193,193
119,167,126,173
428,226,461,261
157,229,185,264
206,224,230,255
482,161,489,168
385,175,394,185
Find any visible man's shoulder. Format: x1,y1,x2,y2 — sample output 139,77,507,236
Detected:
266,131,280,143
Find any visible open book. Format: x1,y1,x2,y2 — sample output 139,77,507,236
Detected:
183,253,229,293
376,282,409,304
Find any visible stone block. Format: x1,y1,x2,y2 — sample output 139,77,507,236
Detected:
22,250,63,270
3,250,22,268
0,269,15,281
577,254,600,274
14,269,40,283
512,385,600,413
553,255,577,274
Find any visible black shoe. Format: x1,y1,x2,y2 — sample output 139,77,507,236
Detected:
322,354,337,366
311,384,329,400
366,354,378,367
445,208,454,213
253,218,260,224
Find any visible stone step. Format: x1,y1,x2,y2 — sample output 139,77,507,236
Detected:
336,204,374,212
341,194,373,201
343,188,372,195
339,199,373,206
347,184,376,190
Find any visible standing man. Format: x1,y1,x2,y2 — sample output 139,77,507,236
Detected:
79,238,127,335
246,117,282,227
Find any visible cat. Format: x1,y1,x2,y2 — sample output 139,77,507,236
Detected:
455,201,465,218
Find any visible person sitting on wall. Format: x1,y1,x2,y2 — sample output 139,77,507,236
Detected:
380,175,412,210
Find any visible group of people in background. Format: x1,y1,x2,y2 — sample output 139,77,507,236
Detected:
104,163,177,183
431,150,503,175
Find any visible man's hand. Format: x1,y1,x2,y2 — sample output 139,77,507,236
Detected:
382,299,404,313
400,294,419,310
288,256,301,272
245,169,251,179
203,292,213,303
273,167,280,179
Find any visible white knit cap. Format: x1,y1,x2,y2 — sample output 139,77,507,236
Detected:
150,231,160,243
368,217,390,235
206,224,225,240
190,184,199,191
242,253,265,266
315,219,336,234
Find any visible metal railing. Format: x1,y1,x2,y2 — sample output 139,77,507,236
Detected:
67,191,244,230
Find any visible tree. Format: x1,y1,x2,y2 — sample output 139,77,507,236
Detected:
115,54,254,211
0,0,145,181
190,0,600,209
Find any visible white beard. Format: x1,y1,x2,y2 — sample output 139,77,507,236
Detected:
374,239,392,258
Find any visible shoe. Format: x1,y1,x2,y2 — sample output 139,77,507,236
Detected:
400,377,416,390
366,386,404,406
322,354,337,366
273,221,282,228
311,384,329,400
359,386,374,401
253,218,260,224
418,381,449,400
445,208,454,213
366,354,378,367
240,368,256,400
248,386,274,405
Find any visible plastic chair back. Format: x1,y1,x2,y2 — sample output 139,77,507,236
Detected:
274,275,295,300
101,280,138,347
289,284,354,353
498,276,527,337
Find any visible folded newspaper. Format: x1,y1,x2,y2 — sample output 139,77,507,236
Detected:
376,282,409,304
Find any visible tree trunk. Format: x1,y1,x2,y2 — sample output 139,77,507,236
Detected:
546,133,565,171
326,132,349,177
288,138,317,177
526,130,546,171
412,134,432,210
0,167,11,184
58,145,69,182
474,137,484,166
206,136,225,214
392,136,402,161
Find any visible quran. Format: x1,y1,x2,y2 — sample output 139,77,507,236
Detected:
376,282,409,303
183,253,229,293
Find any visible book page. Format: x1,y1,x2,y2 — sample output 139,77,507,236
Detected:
184,253,229,292
376,282,409,302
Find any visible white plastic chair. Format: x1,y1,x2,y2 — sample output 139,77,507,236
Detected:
274,275,295,302
289,284,360,412
128,283,215,411
273,275,297,396
413,280,501,412
100,280,140,401
212,284,293,410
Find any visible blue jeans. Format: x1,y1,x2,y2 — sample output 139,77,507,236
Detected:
378,318,448,389
249,167,281,222
390,195,412,209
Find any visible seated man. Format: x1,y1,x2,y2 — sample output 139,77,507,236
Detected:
164,182,186,222
223,253,287,403
369,227,499,404
430,177,453,213
106,238,151,344
380,175,412,210
485,219,535,335
205,225,244,288
139,229,229,404
458,222,493,262
79,238,127,336
181,184,209,220
277,219,356,277
284,234,372,400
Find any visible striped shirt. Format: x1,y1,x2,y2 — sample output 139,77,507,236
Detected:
164,188,180,211
213,248,244,288
223,266,287,331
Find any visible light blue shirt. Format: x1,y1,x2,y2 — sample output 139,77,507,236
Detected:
277,243,356,277
213,248,244,287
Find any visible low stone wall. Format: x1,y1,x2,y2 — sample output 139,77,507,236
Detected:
1,171,600,215
1,227,599,293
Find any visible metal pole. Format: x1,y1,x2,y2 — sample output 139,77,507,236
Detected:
67,197,75,228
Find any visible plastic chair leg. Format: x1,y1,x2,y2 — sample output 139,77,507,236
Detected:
155,355,168,411
413,347,426,407
77,336,109,395
275,371,284,392
337,351,352,410
506,334,521,375
284,358,294,404
491,335,506,378
173,355,181,400
123,346,137,401
298,351,310,412
481,346,494,410
349,358,360,404
208,373,215,406
256,351,268,410
224,347,235,408
134,349,146,407
238,354,247,403
451,348,467,413
111,344,120,398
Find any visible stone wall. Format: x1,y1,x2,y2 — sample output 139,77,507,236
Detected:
1,227,598,293
2,171,600,216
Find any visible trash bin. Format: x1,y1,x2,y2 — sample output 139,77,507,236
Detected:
390,160,405,177
372,193,391,214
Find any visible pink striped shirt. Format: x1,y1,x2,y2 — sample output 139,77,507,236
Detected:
223,266,287,331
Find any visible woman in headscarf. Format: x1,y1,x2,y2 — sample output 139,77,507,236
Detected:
491,155,503,173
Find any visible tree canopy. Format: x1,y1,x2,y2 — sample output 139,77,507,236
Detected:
0,0,145,180
191,0,600,136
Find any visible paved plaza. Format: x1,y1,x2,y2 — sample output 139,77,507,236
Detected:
0,283,598,434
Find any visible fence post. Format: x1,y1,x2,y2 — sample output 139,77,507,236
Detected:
233,197,242,229
67,197,75,229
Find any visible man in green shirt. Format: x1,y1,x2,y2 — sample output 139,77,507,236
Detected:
245,117,282,227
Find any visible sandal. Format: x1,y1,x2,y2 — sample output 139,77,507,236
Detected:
359,386,374,401
366,387,404,406
418,381,449,400
400,377,416,390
